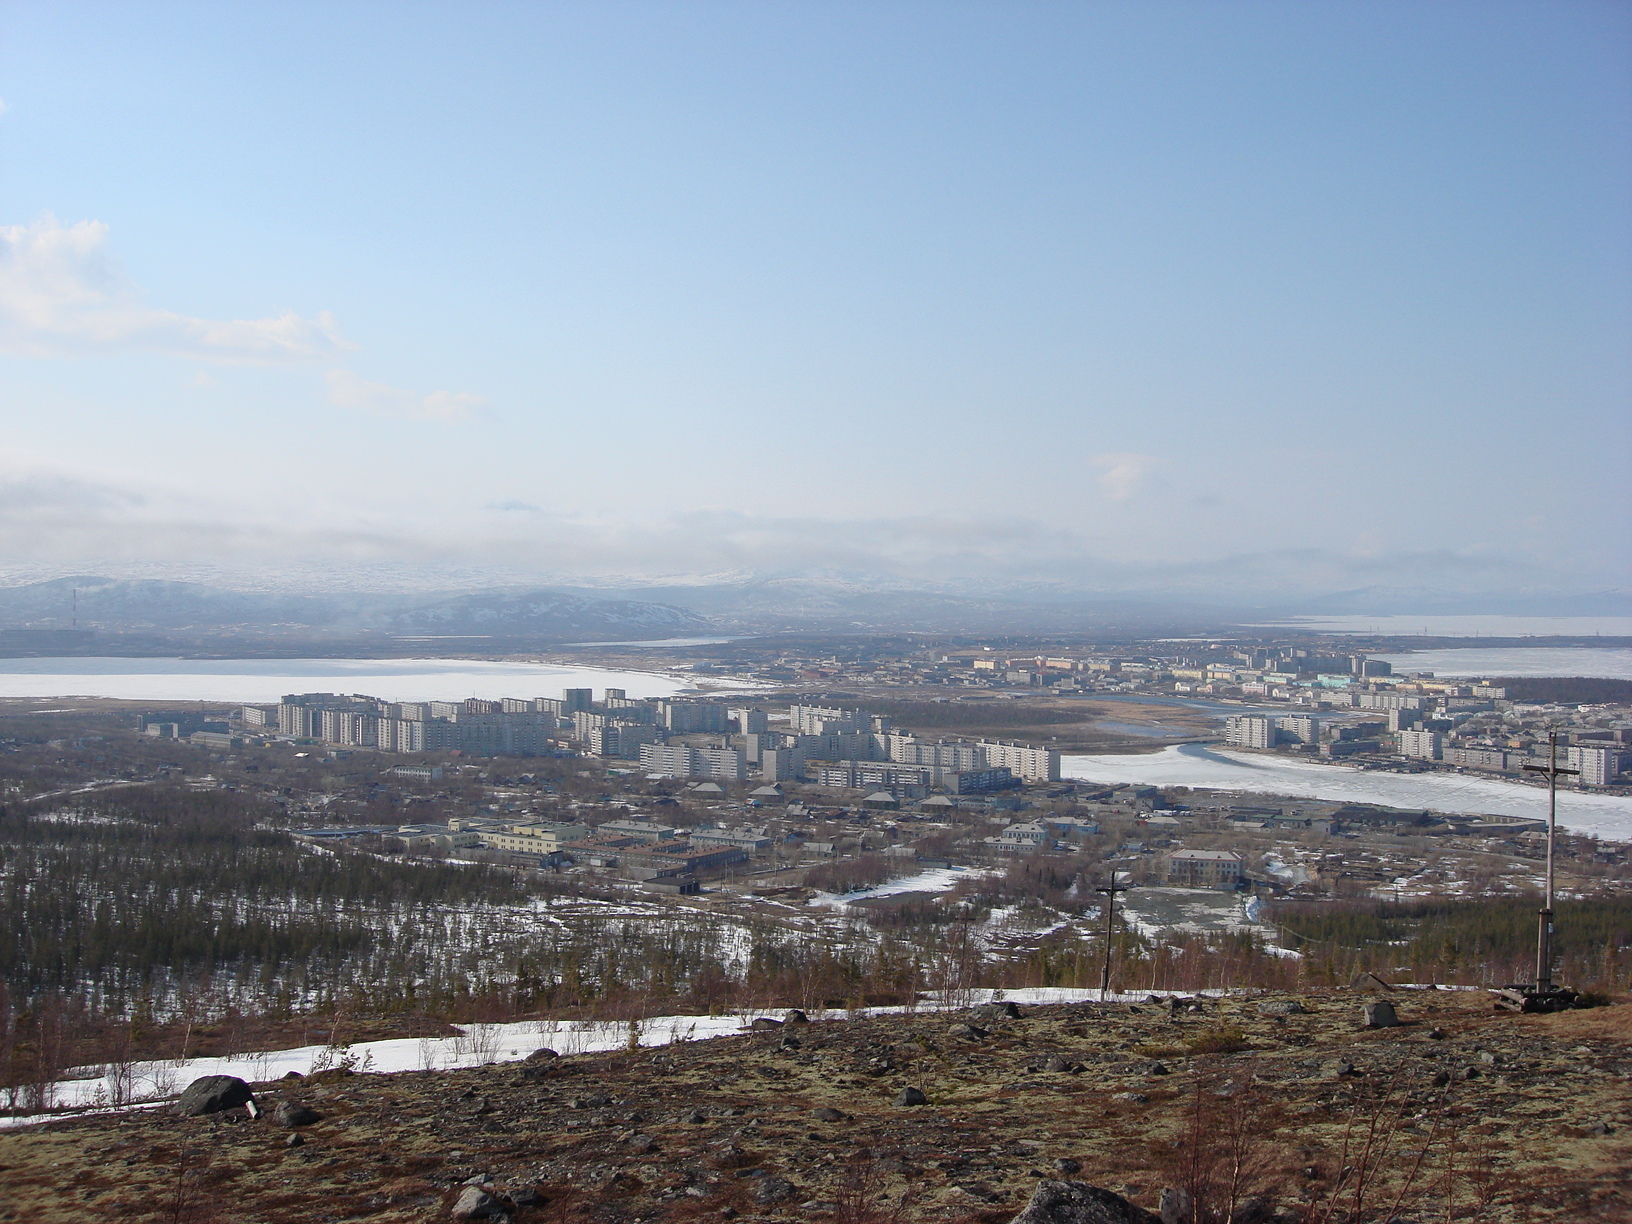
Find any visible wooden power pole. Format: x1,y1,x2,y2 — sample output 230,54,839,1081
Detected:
1522,730,1577,994
1095,872,1130,1001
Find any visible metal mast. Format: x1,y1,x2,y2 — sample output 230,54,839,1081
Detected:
1522,730,1577,993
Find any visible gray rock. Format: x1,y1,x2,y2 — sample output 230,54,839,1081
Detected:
1111,1092,1148,1104
1055,1158,1082,1176
626,1133,658,1153
284,1133,304,1148
949,1022,990,1041
810,1107,847,1121
451,1185,506,1219
1362,1001,1400,1029
1159,1188,1191,1224
753,1177,796,1205
749,1017,783,1030
975,1001,1022,1020
785,1009,810,1024
1044,1056,1073,1073
1230,1196,1271,1223
1256,1000,1306,1017
522,1047,559,1064
1008,1179,1161,1224
274,1101,322,1128
175,1075,254,1117
1147,1063,1170,1076
894,1086,928,1106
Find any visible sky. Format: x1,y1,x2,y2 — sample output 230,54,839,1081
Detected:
1,1,1628,602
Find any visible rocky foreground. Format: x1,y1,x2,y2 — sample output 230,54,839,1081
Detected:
1,990,1628,1223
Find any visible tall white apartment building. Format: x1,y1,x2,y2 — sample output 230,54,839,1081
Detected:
975,740,1061,783
1278,716,1320,745
1568,744,1621,787
639,743,746,780
1224,715,1275,749
1396,729,1442,760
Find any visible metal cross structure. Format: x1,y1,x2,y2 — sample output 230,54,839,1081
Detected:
1095,871,1130,1002
1522,730,1577,994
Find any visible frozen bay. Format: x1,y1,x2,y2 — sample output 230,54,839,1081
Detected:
0,656,720,704
1063,743,1632,841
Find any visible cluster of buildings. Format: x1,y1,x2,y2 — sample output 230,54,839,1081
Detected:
239,694,1060,790
1224,704,1629,787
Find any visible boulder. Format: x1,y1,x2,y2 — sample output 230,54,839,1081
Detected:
522,1047,559,1064
975,1001,1022,1020
749,1017,784,1031
274,1101,322,1128
754,1177,796,1205
1159,1188,1191,1224
175,1075,254,1117
894,1086,928,1106
1256,1000,1306,1017
1008,1180,1162,1224
949,1022,989,1041
785,1009,810,1024
1362,1001,1400,1029
810,1107,847,1122
450,1185,506,1219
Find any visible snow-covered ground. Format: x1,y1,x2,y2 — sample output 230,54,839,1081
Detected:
1117,886,1272,942
810,865,992,908
1064,743,1632,840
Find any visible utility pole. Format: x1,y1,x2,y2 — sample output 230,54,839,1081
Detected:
1095,871,1130,1002
1523,730,1577,994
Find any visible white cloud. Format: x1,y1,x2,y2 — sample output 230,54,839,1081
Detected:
0,215,349,362
1092,452,1157,501
326,369,488,422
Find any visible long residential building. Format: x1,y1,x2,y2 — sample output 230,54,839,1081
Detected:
638,743,746,780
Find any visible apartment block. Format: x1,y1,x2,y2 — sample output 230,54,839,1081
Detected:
1568,744,1622,787
1224,715,1275,750
1397,729,1443,761
638,743,746,780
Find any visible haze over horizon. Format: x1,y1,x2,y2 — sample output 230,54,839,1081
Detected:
2,2,1628,607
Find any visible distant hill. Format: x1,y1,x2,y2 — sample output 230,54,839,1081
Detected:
0,576,711,642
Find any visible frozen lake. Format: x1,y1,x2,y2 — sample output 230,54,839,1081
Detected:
1371,646,1632,680
1064,743,1632,841
0,657,725,704
1245,614,1632,637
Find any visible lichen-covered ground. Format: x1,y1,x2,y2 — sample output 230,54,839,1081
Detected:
1,990,1627,1223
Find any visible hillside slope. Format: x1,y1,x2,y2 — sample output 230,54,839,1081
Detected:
1,992,1626,1223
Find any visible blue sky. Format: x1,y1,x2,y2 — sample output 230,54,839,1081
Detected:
1,1,1628,600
